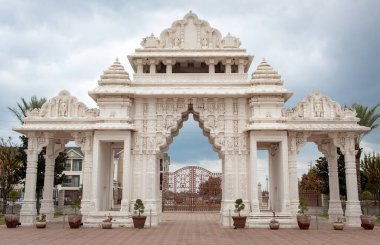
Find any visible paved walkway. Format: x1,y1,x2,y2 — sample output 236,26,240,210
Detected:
0,213,379,245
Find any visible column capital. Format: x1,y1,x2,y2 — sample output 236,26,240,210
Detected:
205,58,216,65
72,131,93,153
329,132,356,155
288,132,310,154
162,58,176,66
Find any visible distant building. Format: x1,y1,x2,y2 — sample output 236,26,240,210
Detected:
56,147,83,207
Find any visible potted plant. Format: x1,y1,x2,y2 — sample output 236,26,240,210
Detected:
232,198,246,229
101,213,112,229
35,213,47,229
360,191,376,230
333,216,344,230
297,197,311,230
4,190,20,228
132,199,146,229
269,211,280,230
68,196,82,229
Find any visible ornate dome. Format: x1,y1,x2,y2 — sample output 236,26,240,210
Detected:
98,59,131,86
251,59,283,85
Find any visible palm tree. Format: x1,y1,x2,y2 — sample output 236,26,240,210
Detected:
8,96,46,124
351,103,380,197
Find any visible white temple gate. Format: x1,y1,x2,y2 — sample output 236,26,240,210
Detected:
14,12,367,228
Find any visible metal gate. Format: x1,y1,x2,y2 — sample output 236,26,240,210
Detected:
162,166,222,211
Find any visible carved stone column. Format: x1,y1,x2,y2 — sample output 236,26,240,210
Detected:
317,139,343,222
121,131,132,212
249,131,260,213
238,59,245,73
332,133,361,227
40,139,66,221
164,59,175,74
73,131,94,215
20,133,49,225
149,59,156,74
207,59,215,74
136,59,143,74
224,59,232,74
288,132,308,215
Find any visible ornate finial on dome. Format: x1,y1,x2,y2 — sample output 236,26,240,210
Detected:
98,59,131,86
141,33,160,48
221,33,241,48
251,59,283,85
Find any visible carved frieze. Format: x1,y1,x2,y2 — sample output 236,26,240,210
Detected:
284,91,357,120
26,90,99,119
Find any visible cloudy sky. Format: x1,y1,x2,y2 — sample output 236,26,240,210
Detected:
1,1,379,186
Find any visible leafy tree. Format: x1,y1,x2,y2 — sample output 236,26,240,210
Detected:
361,153,380,206
350,103,380,196
299,166,324,192
8,96,67,213
0,137,23,214
315,148,346,196
198,176,221,197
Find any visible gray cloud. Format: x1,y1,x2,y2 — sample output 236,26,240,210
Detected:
1,1,379,178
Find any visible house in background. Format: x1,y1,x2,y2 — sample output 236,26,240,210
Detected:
56,147,83,210
56,148,171,212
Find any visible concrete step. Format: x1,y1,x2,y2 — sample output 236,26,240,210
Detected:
83,211,133,228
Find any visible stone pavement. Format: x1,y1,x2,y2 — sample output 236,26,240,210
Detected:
0,213,379,245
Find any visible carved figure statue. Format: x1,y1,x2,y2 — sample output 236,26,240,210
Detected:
174,36,181,48
201,37,208,48
314,99,323,117
59,100,68,117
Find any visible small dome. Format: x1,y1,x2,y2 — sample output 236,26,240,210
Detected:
251,59,283,85
98,59,131,86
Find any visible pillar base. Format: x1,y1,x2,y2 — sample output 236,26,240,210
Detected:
81,200,95,215
39,199,55,221
328,200,344,222
120,199,130,212
290,201,299,215
20,200,37,225
345,201,362,227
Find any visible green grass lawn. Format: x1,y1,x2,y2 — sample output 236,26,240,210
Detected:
54,212,63,218
375,217,380,226
0,216,4,225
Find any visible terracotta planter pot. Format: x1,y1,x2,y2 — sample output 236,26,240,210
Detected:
232,216,247,229
68,214,82,229
360,215,375,230
297,215,311,230
333,222,344,230
101,221,112,229
4,214,20,228
269,221,280,230
36,221,47,229
132,216,147,229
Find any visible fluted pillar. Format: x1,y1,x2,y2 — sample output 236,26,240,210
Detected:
327,143,344,222
73,132,94,215
288,132,308,215
20,133,48,225
249,131,260,213
121,131,132,212
332,133,361,227
40,139,56,221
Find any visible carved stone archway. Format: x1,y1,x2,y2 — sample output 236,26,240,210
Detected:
14,12,368,228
